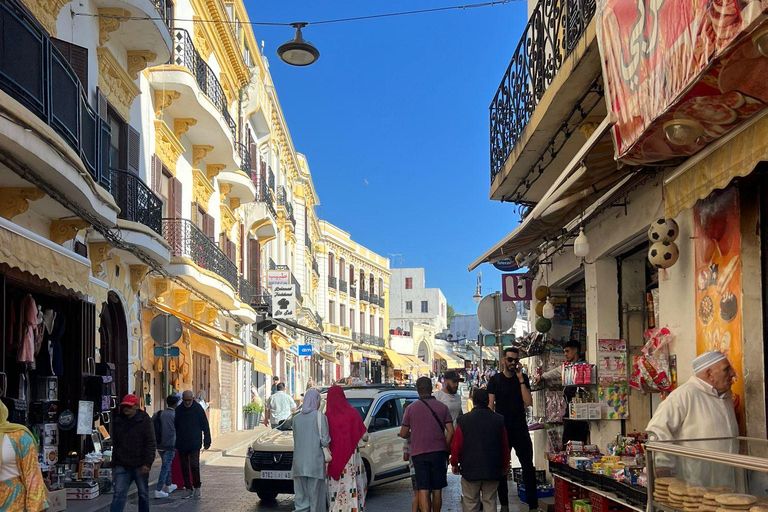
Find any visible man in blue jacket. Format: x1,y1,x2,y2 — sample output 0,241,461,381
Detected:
175,390,211,499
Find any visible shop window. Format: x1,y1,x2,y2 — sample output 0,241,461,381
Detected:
405,277,413,289
421,301,428,313
405,301,412,313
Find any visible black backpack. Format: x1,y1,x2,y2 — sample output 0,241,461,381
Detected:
152,410,163,446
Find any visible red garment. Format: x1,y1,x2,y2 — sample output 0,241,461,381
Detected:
325,385,367,480
450,425,510,470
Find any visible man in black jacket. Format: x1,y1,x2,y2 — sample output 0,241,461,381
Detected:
110,394,155,512
450,389,510,512
175,389,212,499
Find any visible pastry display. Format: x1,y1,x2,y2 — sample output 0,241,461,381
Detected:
699,295,715,325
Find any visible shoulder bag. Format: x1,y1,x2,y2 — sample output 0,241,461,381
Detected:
316,412,332,463
419,399,446,432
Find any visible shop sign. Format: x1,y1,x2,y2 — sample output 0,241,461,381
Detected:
272,285,296,320
694,187,744,432
267,270,290,287
502,273,532,301
596,0,768,164
493,258,520,272
298,345,312,357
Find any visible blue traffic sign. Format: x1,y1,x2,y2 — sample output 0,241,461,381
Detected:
153,346,180,357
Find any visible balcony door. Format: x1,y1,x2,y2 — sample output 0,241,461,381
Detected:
249,238,261,294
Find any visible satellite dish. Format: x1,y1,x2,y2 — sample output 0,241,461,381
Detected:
477,293,517,333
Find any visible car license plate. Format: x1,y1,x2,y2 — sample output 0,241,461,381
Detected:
260,470,291,480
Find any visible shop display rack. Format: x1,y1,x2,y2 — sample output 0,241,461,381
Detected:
512,467,548,485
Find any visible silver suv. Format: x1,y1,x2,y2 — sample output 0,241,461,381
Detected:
244,385,418,502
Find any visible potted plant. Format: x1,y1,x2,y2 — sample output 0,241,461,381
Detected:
243,402,264,429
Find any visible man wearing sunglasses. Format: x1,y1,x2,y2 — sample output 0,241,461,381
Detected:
487,347,537,512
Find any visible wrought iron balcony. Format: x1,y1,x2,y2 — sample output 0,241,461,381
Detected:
277,185,287,207
236,142,251,173
312,259,319,276
378,297,385,308
352,332,385,347
238,276,257,306
339,280,348,293
253,171,277,218
151,0,173,32
252,292,272,310
286,202,296,226
170,29,236,140
370,293,379,305
360,290,370,302
489,0,596,184
162,218,238,290
328,275,337,289
269,258,276,271
110,169,162,234
0,0,111,191
291,272,303,303
305,233,312,254
268,167,275,191
315,312,324,332
350,286,357,299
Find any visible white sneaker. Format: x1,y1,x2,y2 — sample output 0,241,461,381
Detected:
163,484,178,493
193,488,202,499
154,490,169,499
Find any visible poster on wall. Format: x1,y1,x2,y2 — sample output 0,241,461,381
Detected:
597,339,629,420
693,187,744,431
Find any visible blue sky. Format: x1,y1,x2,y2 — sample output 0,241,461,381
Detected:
245,1,525,315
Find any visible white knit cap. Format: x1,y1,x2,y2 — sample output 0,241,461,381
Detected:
692,350,726,374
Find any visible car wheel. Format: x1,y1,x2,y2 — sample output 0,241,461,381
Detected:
363,458,372,489
256,491,278,502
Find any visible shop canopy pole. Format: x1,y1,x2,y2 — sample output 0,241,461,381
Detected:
493,291,504,363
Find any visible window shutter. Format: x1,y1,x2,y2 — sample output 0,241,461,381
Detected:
204,213,214,239
52,38,88,91
228,240,236,262
239,224,245,275
250,143,257,174
125,124,140,175
172,178,183,219
151,155,162,193
96,88,108,121
249,238,260,294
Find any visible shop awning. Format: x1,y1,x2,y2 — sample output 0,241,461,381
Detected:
316,351,336,363
245,345,273,376
469,117,622,270
384,349,407,369
271,330,291,350
665,111,768,218
401,354,430,374
149,301,243,348
350,351,363,363
361,350,382,360
434,349,464,369
481,347,499,360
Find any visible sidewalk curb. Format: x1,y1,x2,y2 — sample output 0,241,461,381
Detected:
82,430,265,512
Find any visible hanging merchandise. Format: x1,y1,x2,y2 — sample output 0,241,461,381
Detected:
562,363,596,386
542,299,555,319
630,328,674,393
535,301,546,317
597,339,629,420
545,391,567,423
536,317,552,333
648,241,679,268
648,218,680,243
535,285,550,301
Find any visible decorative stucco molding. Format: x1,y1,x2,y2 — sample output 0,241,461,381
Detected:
98,8,130,45
129,265,150,293
206,164,225,180
192,168,214,211
89,242,113,276
174,118,197,139
0,187,45,220
154,120,184,174
127,50,157,80
154,90,181,118
50,219,90,245
192,145,214,167
22,0,68,36
97,47,141,122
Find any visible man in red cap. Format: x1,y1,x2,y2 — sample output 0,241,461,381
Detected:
110,394,156,512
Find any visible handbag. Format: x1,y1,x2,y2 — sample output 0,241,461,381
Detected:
316,412,332,463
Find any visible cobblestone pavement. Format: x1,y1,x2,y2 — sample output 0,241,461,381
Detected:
116,444,529,512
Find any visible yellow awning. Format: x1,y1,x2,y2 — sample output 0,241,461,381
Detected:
665,111,768,218
362,351,382,360
350,351,363,363
384,349,407,369
271,330,290,350
149,301,243,347
434,349,464,369
317,351,336,363
401,354,430,374
245,345,272,376
220,344,253,364
481,347,499,360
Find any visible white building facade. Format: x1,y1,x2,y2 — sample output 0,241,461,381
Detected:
389,267,448,332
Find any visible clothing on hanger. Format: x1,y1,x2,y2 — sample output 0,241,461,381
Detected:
18,295,36,366
43,310,56,335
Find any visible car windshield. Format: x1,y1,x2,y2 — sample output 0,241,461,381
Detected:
276,398,373,431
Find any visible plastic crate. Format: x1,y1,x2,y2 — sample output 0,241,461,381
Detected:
549,461,567,476
519,484,555,504
590,492,631,512
617,483,647,507
555,477,590,512
513,467,548,485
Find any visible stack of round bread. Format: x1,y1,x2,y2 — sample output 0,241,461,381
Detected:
683,486,710,512
701,488,736,512
715,494,758,512
654,477,682,505
668,482,692,510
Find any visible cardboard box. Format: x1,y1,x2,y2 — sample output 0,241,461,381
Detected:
48,488,67,512
573,499,592,512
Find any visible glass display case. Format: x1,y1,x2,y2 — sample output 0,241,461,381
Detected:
646,437,768,512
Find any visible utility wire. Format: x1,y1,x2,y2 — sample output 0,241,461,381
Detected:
73,0,517,27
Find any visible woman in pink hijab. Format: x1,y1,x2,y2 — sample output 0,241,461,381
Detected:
326,385,368,511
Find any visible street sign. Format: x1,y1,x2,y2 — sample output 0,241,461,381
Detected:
477,293,517,333
493,258,520,272
150,314,183,347
153,346,180,357
482,334,516,346
502,273,532,301
268,270,291,287
272,284,296,319
298,345,312,357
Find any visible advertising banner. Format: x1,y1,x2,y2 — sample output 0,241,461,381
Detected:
693,187,743,431
272,284,296,320
268,270,290,287
596,0,767,163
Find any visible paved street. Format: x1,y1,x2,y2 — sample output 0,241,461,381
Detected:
115,444,530,512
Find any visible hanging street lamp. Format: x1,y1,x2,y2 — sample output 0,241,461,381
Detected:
277,23,320,66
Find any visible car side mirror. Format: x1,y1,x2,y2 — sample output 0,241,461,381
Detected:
369,418,390,431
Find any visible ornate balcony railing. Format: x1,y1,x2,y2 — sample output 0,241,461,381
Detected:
253,170,277,218
378,297,385,308
151,0,173,32
360,290,370,302
170,29,237,140
0,0,111,191
253,293,272,310
286,202,295,226
305,233,312,254
312,259,319,276
328,275,337,289
350,286,357,299
339,279,348,293
489,0,596,184
277,185,287,207
268,166,275,191
291,272,303,303
370,293,379,306
352,332,385,347
239,276,257,305
110,169,162,235
162,218,238,290
236,142,251,173
315,312,324,332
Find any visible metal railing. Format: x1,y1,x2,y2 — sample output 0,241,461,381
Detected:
162,218,238,290
150,0,173,32
277,185,287,207
268,166,275,191
370,293,379,305
360,290,369,302
286,202,295,226
350,286,357,299
305,233,312,254
170,29,237,140
236,142,251,173
269,258,276,271
0,0,111,191
239,276,257,305
312,259,319,276
378,297,385,308
489,0,596,183
328,275,337,289
339,279,347,293
253,171,277,218
291,272,303,303
110,169,162,234
315,312,324,332
352,332,385,347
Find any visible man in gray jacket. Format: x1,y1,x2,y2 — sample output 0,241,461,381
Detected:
154,395,180,498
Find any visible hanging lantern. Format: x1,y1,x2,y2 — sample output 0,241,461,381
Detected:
649,241,679,269
574,228,590,258
536,317,552,333
542,299,555,319
535,286,549,301
648,218,680,243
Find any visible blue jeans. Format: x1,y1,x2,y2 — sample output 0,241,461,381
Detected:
110,466,149,512
157,450,175,491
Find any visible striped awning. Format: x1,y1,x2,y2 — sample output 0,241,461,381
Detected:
434,349,464,369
